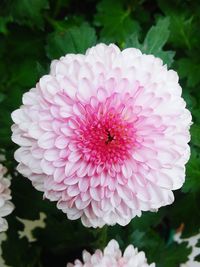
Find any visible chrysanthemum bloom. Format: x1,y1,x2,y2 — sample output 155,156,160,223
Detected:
11,44,191,227
0,164,14,232
67,239,155,267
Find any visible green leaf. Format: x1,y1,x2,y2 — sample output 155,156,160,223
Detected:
129,229,146,248
196,239,200,248
132,230,165,264
156,50,175,67
168,14,195,50
157,1,199,50
126,17,175,67
191,124,200,147
0,16,12,34
182,90,197,112
8,164,62,221
160,242,192,267
195,254,200,262
183,150,200,193
46,23,97,59
178,58,200,87
142,17,170,53
0,93,5,103
95,0,139,43
36,61,49,78
32,214,99,266
169,192,200,238
130,210,166,231
10,0,49,28
9,59,38,87
2,217,41,267
129,229,191,267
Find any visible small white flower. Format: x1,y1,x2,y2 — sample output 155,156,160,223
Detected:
0,164,14,232
67,239,155,267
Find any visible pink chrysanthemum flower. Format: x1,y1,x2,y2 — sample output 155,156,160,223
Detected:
11,44,191,227
0,164,14,232
67,239,155,267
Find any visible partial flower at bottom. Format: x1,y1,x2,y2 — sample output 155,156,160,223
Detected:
67,239,155,267
11,43,192,227
0,164,14,232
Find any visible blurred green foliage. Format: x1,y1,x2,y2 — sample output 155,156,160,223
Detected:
0,0,200,266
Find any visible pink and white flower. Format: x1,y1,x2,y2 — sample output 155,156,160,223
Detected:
11,44,192,227
67,239,155,267
0,164,14,232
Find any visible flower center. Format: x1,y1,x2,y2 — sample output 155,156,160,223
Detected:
105,129,114,145
72,93,136,168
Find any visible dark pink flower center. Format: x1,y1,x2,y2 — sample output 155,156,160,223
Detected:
72,93,136,167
